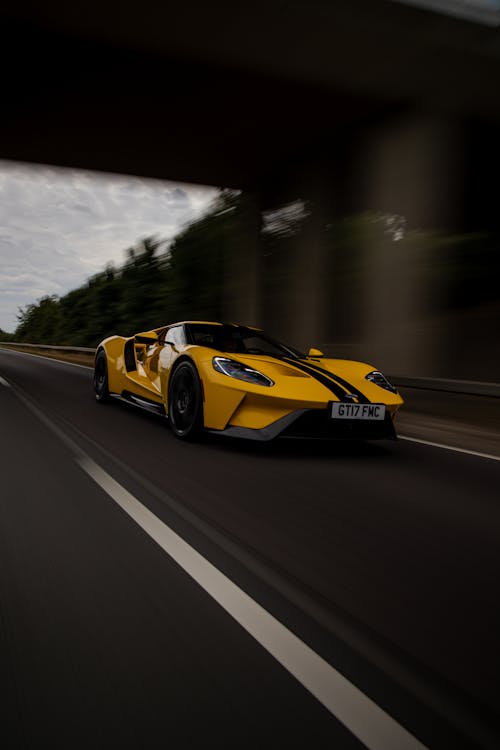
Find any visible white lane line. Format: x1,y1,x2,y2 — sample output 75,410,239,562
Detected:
78,455,427,750
399,435,500,462
0,375,11,387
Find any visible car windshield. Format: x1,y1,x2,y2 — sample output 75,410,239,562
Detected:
186,324,305,359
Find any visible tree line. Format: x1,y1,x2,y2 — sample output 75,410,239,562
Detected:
9,190,243,346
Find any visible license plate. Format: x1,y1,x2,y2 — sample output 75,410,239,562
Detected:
331,403,386,420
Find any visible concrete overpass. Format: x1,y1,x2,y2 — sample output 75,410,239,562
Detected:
2,1,499,374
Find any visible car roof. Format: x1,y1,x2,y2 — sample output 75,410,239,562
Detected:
165,321,262,331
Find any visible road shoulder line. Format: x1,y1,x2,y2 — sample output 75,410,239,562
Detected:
399,435,500,462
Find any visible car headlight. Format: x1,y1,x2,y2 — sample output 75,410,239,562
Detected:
365,370,398,393
212,357,274,387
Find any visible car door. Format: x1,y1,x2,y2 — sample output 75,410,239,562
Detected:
158,324,187,395
141,337,163,391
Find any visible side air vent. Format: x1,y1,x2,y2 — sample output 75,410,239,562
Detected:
124,339,137,372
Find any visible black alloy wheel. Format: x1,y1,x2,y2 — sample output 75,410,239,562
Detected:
94,350,110,402
168,361,203,439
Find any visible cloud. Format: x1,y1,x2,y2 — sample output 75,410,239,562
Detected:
0,162,217,332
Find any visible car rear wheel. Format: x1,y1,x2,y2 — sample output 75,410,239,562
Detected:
168,361,203,439
94,350,110,402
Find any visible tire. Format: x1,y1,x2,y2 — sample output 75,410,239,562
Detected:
168,360,203,440
94,349,110,402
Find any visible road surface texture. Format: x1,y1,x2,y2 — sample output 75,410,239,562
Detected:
1,349,499,749
397,388,500,458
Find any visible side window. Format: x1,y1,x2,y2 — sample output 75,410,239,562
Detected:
164,326,185,347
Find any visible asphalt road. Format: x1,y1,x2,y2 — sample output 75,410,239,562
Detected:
1,349,499,749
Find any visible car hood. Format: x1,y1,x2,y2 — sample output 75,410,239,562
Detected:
216,353,398,399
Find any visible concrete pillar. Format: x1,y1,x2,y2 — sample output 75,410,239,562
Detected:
223,192,263,327
352,113,463,375
286,197,329,352
355,113,463,231
262,168,332,352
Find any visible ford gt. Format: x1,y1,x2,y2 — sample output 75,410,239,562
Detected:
93,321,403,440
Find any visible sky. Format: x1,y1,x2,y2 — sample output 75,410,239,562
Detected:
0,161,217,333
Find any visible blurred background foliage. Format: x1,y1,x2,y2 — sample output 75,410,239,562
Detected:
12,190,241,346
6,188,499,378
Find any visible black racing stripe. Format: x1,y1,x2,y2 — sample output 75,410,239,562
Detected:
297,359,371,404
282,357,348,400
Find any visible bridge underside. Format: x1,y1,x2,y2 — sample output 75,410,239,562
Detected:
2,2,499,377
2,1,500,201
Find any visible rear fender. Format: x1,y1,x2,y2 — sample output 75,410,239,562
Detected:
97,336,129,395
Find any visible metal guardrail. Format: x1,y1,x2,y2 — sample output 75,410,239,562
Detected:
389,375,500,399
0,341,95,354
1,342,499,397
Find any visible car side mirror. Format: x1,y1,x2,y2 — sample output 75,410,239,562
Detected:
308,347,324,357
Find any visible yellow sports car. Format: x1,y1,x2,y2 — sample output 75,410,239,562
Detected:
94,321,403,441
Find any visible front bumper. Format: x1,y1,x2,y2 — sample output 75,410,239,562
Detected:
209,407,397,441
